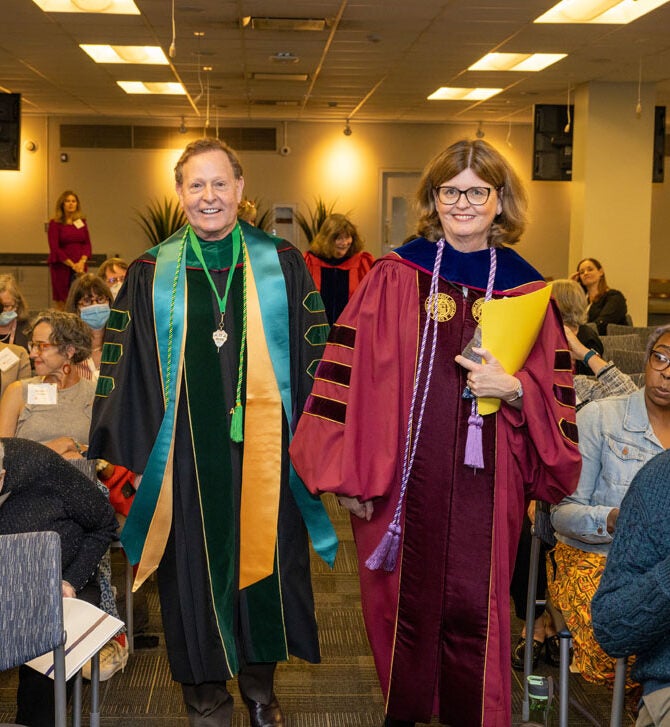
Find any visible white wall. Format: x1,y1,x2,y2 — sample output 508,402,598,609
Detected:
1,114,667,287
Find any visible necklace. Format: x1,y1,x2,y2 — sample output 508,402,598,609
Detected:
187,224,242,350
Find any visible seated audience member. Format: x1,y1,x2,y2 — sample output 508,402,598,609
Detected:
552,278,604,375
0,341,31,399
303,213,374,324
564,326,638,407
0,274,31,352
574,257,629,334
0,437,117,727
549,324,670,686
97,257,128,300
66,273,113,380
592,450,670,727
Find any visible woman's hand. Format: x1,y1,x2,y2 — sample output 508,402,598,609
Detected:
563,326,589,362
45,436,83,458
337,495,374,521
62,580,76,598
454,347,522,407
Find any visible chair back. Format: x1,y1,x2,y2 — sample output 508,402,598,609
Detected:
607,324,658,346
607,349,648,374
0,531,64,670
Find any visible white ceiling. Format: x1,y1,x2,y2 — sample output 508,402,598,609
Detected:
3,0,670,127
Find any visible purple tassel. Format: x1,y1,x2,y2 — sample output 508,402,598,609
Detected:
365,521,402,572
464,406,484,470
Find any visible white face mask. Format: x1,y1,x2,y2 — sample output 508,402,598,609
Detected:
109,282,122,299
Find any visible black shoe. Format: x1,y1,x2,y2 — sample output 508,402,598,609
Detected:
241,693,284,727
383,718,415,727
544,634,561,667
511,635,545,671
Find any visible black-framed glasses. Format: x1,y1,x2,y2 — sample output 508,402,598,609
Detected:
27,341,58,353
434,186,496,206
649,349,670,372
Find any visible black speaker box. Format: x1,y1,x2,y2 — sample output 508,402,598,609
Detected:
532,104,574,181
0,94,20,171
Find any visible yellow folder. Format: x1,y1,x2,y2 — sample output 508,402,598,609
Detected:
478,283,552,415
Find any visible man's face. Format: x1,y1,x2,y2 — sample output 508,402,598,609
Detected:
176,150,244,241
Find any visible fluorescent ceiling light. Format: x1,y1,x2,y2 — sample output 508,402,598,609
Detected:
31,0,140,13
80,45,168,64
252,72,308,81
469,53,567,72
535,0,670,24
241,16,327,31
428,87,502,101
117,81,186,95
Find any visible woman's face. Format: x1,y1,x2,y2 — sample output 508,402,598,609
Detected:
434,168,502,252
0,291,17,312
645,332,670,409
63,195,78,216
28,322,71,375
577,260,603,288
332,233,353,259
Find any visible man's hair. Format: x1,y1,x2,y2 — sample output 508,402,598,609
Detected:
174,138,243,185
27,310,92,363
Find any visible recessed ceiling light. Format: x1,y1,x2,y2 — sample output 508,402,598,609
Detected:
117,81,186,95
80,45,168,64
241,16,327,31
535,0,670,24
252,72,308,82
31,0,140,13
428,87,503,101
469,53,567,72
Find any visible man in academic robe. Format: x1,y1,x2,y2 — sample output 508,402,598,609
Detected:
88,138,337,727
290,236,582,726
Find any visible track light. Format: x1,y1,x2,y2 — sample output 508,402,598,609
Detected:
475,121,485,138
178,116,187,134
343,119,352,136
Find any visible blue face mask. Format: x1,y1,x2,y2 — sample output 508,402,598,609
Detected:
0,310,17,327
80,303,110,330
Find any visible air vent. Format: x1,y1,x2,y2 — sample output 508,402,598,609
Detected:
60,124,277,151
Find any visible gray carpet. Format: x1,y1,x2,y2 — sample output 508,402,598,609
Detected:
0,494,635,725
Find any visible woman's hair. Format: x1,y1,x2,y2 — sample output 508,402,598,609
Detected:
310,214,365,258
551,279,589,328
53,190,83,223
97,257,128,281
65,273,113,314
0,274,29,320
416,138,527,247
174,137,243,185
645,323,670,360
576,257,609,301
27,310,92,363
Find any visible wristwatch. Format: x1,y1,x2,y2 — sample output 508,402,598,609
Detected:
509,380,524,402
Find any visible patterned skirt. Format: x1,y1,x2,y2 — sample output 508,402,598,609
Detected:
547,541,636,688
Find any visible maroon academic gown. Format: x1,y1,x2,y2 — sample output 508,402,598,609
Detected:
290,242,581,726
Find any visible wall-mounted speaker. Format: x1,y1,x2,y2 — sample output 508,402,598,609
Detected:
532,104,574,181
0,94,20,171
653,105,665,183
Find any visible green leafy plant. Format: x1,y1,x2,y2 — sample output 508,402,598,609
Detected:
294,197,338,243
135,197,187,246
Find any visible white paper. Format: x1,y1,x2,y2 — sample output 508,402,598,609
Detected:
27,383,58,405
0,346,20,372
26,598,124,680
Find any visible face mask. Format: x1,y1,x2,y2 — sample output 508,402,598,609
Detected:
0,310,17,326
80,303,110,330
109,282,122,299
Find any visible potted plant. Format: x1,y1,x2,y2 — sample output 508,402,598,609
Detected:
135,197,187,246
294,197,338,244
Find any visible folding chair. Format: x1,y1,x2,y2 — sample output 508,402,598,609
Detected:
0,531,102,727
520,515,628,727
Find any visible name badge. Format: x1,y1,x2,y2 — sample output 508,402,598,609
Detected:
0,347,19,372
73,219,84,229
27,383,58,405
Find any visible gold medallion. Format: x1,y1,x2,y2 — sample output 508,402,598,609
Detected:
424,292,456,322
471,297,485,323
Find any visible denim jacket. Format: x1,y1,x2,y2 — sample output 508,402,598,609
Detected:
551,388,663,555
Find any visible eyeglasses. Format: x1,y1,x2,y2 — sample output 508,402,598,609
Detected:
649,349,670,372
28,341,58,353
434,186,496,206
106,276,125,285
78,295,109,307
1,303,16,312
